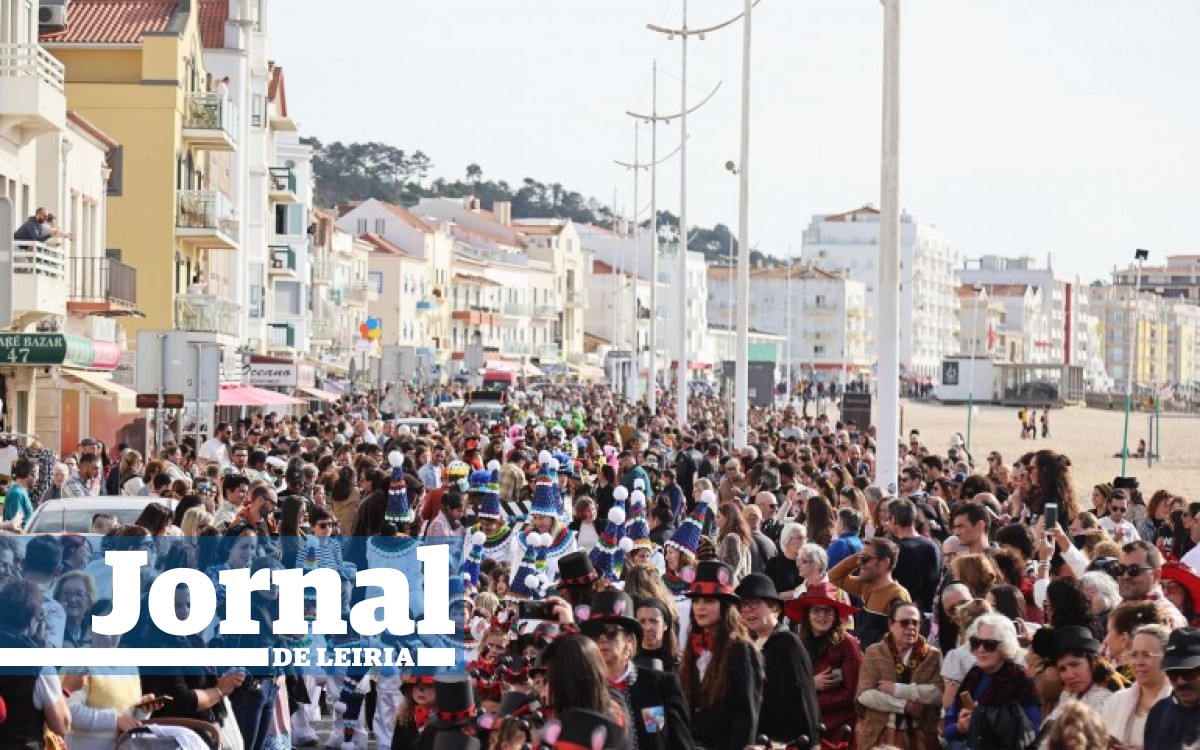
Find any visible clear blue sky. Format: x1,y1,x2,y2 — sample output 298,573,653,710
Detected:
270,0,1200,282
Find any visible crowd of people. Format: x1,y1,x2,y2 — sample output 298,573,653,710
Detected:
1,382,1200,750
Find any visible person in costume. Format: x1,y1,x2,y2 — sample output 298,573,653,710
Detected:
465,469,516,569
588,488,632,589
512,453,577,583
391,675,437,750
662,490,715,642
679,560,764,750
577,590,695,750
624,487,659,570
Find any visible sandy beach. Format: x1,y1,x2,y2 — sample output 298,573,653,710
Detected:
893,399,1200,500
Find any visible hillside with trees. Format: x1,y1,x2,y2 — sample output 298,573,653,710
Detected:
303,138,779,267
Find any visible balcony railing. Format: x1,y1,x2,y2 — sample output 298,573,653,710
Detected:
176,189,237,235
534,304,559,318
565,290,588,308
502,302,531,317
0,43,65,93
346,280,378,304
182,92,236,139
269,167,297,194
69,256,137,307
501,340,532,356
175,295,240,337
269,245,296,273
309,319,331,340
267,323,295,349
13,241,66,280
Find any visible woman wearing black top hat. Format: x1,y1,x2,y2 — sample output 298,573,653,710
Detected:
392,675,437,750
680,560,764,750
734,573,820,747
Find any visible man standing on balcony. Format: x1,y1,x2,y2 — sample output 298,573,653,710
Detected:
13,208,50,242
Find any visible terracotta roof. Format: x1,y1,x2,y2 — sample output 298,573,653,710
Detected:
382,203,433,234
706,264,840,281
514,223,563,236
450,223,526,250
982,283,1037,297
822,205,880,222
359,232,411,257
453,273,500,286
66,110,118,149
40,0,176,44
198,0,227,48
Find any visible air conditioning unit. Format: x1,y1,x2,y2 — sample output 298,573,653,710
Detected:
39,3,69,30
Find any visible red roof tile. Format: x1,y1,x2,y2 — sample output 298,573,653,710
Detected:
268,63,287,117
382,203,434,234
198,0,227,48
40,0,176,44
359,232,412,257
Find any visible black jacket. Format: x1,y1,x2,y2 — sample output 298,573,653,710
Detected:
686,640,763,750
758,625,820,745
619,666,694,750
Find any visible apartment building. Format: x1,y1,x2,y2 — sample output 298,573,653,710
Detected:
801,206,959,379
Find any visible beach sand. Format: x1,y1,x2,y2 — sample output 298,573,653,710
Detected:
894,399,1200,499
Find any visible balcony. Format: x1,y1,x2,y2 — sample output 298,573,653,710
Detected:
565,290,588,308
0,43,66,146
181,92,236,152
534,304,559,319
502,302,531,317
11,241,67,318
268,167,298,203
534,344,562,362
309,319,332,345
175,190,239,249
66,256,140,316
268,245,297,277
416,299,437,313
329,287,345,304
451,310,500,326
501,340,532,357
309,256,333,286
266,323,296,351
175,295,240,338
346,281,378,305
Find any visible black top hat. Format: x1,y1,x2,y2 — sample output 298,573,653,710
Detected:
1113,476,1139,490
429,676,479,729
547,709,624,750
432,729,481,750
734,573,784,607
1163,627,1200,672
685,560,740,604
1053,625,1101,658
496,691,542,720
578,591,643,641
556,551,598,588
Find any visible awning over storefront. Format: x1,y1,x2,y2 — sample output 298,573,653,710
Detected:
567,363,607,381
296,385,341,403
62,369,139,413
217,385,304,407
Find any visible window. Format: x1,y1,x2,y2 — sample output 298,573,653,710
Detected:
370,271,383,294
251,94,266,127
274,281,302,316
275,204,304,236
106,147,123,196
374,218,386,234
356,218,367,235
249,285,263,318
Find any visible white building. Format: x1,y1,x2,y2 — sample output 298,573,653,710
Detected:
706,264,871,385
801,206,959,379
958,254,1087,370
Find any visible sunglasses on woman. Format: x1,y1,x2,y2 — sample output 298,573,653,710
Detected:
969,637,1000,653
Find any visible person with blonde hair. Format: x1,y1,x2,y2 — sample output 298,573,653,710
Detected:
951,554,1000,599
1042,699,1108,750
1102,623,1171,749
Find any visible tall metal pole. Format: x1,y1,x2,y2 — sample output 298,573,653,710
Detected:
1121,259,1144,475
631,122,641,405
675,0,690,429
841,270,849,398
649,62,660,414
786,256,792,405
877,0,902,494
733,0,753,449
967,286,981,451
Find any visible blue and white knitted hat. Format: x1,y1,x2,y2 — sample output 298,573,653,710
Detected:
385,451,413,525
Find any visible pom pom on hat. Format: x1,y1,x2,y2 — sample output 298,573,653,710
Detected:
538,450,552,465
487,459,501,472
524,574,539,590
471,530,486,545
618,537,634,553
607,506,626,525
388,451,404,469
634,478,645,491
699,489,717,506
613,486,629,502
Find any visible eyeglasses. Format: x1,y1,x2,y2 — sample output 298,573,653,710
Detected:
1129,651,1163,662
893,618,921,629
969,637,1001,653
1118,564,1154,577
859,554,877,564
809,606,835,618
1110,506,1128,513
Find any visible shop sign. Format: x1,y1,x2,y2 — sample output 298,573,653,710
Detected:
243,361,298,387
0,333,109,369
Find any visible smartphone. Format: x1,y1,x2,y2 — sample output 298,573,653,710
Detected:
959,691,976,710
518,601,556,621
830,668,843,685
1044,503,1059,534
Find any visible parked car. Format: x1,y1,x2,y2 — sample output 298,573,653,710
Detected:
25,496,177,535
